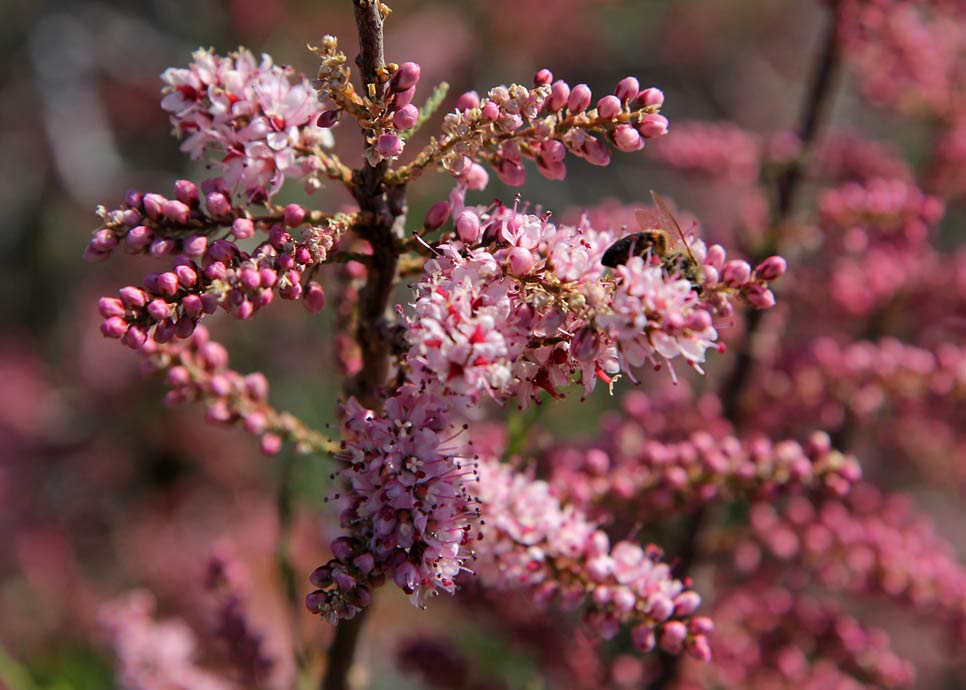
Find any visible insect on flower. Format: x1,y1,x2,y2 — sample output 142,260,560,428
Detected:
601,191,705,293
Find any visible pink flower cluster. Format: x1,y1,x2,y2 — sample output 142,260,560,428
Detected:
839,0,966,119
472,456,713,659
305,385,477,622
647,120,763,184
801,177,946,317
693,586,915,690
84,178,319,263
401,71,669,186
547,427,861,519
741,486,966,639
811,132,913,184
406,201,784,404
161,48,335,199
99,591,242,690
96,207,345,349
818,177,944,244
138,325,334,456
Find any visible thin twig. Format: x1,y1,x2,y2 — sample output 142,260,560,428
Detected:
321,3,403,689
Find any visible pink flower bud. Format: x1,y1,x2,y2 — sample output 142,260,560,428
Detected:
269,226,291,250
424,201,452,230
91,229,118,253
631,625,656,652
690,616,714,635
232,299,254,320
142,193,165,220
182,294,203,318
534,68,553,86
100,316,128,339
260,433,282,456
149,238,175,257
394,86,416,108
309,565,334,587
181,235,206,258
305,590,327,612
125,189,144,208
393,104,419,130
615,76,640,102
205,192,231,218
455,91,480,113
568,84,592,113
375,133,404,159
163,199,191,225
754,255,787,281
597,95,622,120
240,267,261,289
231,218,255,240
745,284,776,309
537,155,566,180
481,100,500,121
147,299,170,321
156,272,179,297
456,210,481,243
686,309,713,332
613,124,643,152
722,260,752,287
582,138,612,166
126,225,153,252
98,297,125,318
463,163,489,190
154,319,175,343
315,109,338,128
283,204,306,228
259,267,277,287
119,286,147,309
687,635,712,662
638,87,664,108
280,271,303,300
175,317,197,338
541,139,566,163
303,281,326,313
660,621,688,655
507,246,534,275
639,113,669,138
332,537,356,562
673,591,702,616
648,594,674,621
548,80,571,112
391,62,421,92
121,325,147,350
174,179,199,206
705,244,726,271
244,372,269,401
497,158,526,186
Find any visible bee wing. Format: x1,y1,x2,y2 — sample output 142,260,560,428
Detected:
650,190,698,264
634,208,661,231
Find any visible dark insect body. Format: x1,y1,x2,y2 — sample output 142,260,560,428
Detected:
600,192,705,294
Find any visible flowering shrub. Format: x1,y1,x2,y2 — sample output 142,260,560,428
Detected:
18,0,958,689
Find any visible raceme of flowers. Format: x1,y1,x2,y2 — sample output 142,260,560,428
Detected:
161,48,337,199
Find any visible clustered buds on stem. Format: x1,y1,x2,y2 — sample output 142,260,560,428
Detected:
95,194,350,349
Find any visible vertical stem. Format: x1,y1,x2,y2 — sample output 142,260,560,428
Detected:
648,7,842,690
322,3,405,690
